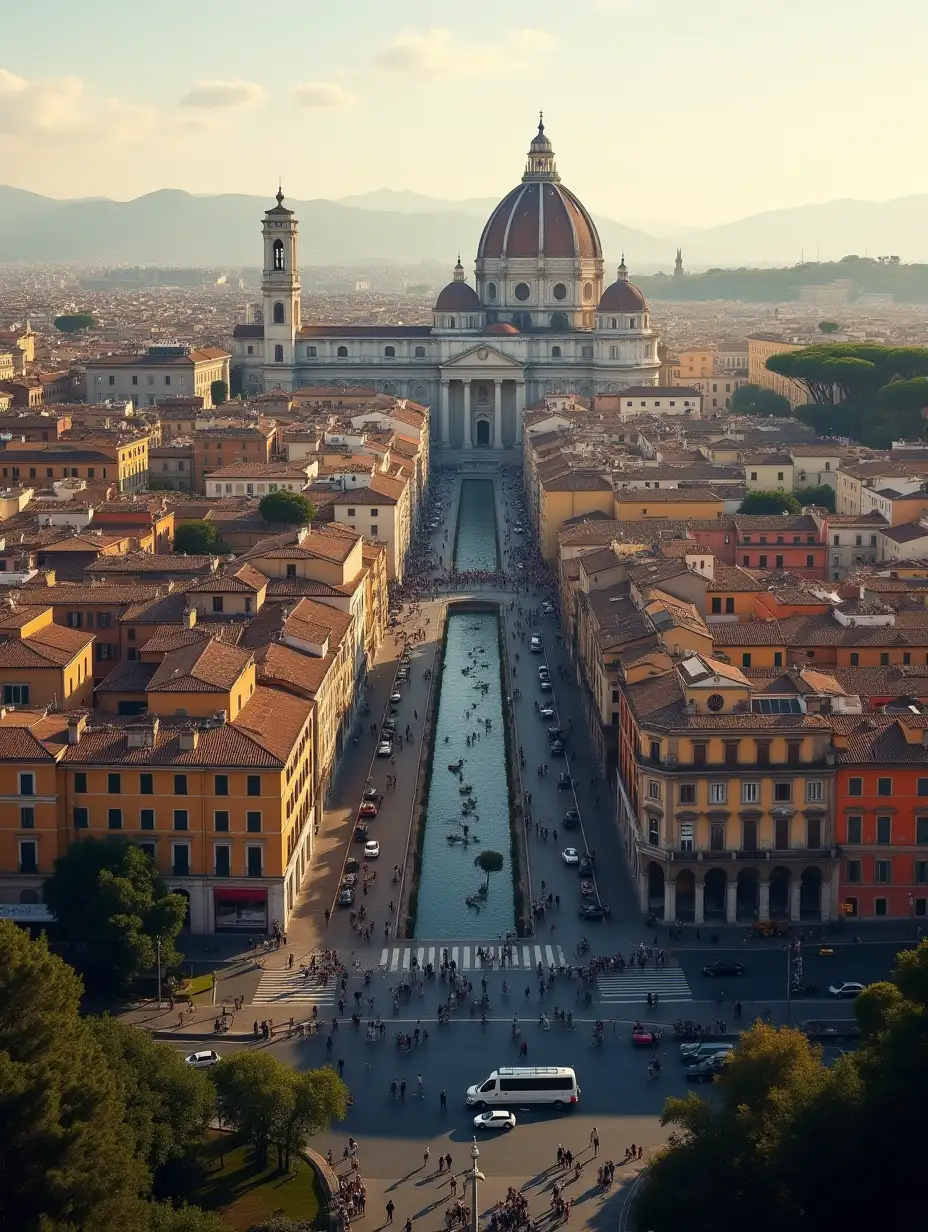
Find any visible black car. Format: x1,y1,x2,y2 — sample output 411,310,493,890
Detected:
702,960,746,978
578,856,593,877
557,773,573,790
547,726,566,739
353,824,369,843
685,1054,729,1083
345,857,360,875
563,809,580,829
549,740,565,755
578,903,605,921
362,786,379,802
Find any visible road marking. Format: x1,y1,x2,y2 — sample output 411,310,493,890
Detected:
375,943,566,971
597,965,693,1005
253,970,338,1006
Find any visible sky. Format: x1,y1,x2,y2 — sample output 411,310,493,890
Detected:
1,0,926,228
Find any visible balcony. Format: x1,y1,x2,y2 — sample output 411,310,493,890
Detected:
659,845,836,863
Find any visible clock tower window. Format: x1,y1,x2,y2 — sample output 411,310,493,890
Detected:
273,239,284,271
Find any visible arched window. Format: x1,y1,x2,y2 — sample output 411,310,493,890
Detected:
273,301,285,324
414,346,425,358
611,318,617,329
552,346,561,358
630,317,637,329
583,281,593,300
384,346,395,358
274,344,284,363
449,317,455,329
486,282,497,301
550,311,568,331
337,345,348,357
273,239,284,271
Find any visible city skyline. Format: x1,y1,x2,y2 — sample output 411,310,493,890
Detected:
1,0,926,227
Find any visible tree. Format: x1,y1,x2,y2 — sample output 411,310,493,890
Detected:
43,838,187,994
148,1204,228,1232
794,484,836,511
474,849,504,888
0,921,147,1230
737,490,800,515
274,1067,348,1172
209,379,228,406
818,320,842,334
173,520,225,556
258,490,315,525
729,384,791,417
54,312,97,333
94,1016,214,1178
246,1221,316,1232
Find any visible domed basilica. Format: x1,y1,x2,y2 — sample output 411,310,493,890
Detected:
231,118,660,447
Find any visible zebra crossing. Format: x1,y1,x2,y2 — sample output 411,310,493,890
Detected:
252,968,338,1007
378,942,567,973
597,964,692,1005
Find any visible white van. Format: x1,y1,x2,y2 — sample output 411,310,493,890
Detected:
529,635,543,654
466,1066,579,1110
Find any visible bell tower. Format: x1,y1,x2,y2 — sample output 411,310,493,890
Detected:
261,187,301,369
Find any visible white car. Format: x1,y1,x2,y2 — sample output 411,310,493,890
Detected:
390,692,402,703
828,981,865,999
540,680,552,691
474,1109,516,1132
377,741,393,757
561,847,580,866
539,705,555,719
185,1050,220,1069
364,840,381,859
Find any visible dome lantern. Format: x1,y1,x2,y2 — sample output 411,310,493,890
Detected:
523,112,560,182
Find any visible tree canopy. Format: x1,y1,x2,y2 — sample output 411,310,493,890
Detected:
635,939,928,1232
43,838,187,993
794,483,836,511
54,312,97,333
737,490,800,515
258,490,315,525
173,520,225,556
209,379,228,406
474,849,504,886
728,383,792,417
818,320,842,334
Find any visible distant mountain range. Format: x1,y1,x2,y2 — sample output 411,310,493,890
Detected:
2,184,928,271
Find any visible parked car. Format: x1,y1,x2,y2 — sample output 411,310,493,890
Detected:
345,857,360,875
557,773,573,789
474,1110,516,1131
561,847,580,866
362,786,379,802
364,840,381,859
828,982,865,999
702,960,746,978
540,679,553,691
679,1042,734,1063
377,741,393,757
685,1054,729,1083
358,800,379,818
547,726,566,739
578,855,593,877
549,739,565,755
563,809,580,828
353,824,369,843
529,637,543,653
539,705,555,719
185,1050,220,1069
390,692,403,703
338,887,355,907
578,903,605,921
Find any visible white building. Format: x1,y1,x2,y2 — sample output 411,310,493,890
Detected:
231,119,661,447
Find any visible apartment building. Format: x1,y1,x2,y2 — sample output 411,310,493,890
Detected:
83,346,230,411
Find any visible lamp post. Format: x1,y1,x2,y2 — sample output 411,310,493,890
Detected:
909,894,916,940
156,936,163,1010
469,1138,485,1232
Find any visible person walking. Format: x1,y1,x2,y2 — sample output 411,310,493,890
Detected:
386,1200,395,1223
417,1073,424,1097
440,1088,447,1111
390,1079,398,1100
423,1146,430,1170
405,1220,413,1232
400,1079,407,1101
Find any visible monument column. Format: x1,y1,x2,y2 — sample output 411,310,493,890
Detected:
462,380,473,449
493,379,503,448
439,380,450,445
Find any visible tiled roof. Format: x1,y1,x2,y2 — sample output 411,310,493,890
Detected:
85,553,218,574
832,716,928,765
0,624,92,668
147,639,252,692
94,660,159,692
711,621,784,646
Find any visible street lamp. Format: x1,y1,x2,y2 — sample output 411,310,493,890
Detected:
156,936,163,1010
469,1138,485,1232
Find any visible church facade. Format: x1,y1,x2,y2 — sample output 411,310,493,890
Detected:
231,119,661,448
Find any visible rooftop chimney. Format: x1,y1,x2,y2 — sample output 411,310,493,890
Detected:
67,714,87,744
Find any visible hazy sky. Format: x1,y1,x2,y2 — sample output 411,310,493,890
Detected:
2,0,925,227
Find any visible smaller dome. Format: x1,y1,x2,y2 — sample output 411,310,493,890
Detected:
434,256,481,311
597,258,648,313
483,322,520,335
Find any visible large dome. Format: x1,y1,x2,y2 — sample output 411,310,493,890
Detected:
598,260,648,313
434,258,481,311
477,119,601,261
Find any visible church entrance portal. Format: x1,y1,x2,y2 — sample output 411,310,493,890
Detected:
475,419,491,447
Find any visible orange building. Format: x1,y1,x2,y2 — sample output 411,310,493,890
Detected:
0,605,93,709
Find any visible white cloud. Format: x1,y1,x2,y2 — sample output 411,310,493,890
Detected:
373,27,555,80
0,68,161,146
293,81,357,108
179,80,265,109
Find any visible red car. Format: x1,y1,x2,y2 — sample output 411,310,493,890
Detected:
358,801,379,818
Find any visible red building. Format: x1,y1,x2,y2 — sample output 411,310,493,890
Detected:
733,514,828,579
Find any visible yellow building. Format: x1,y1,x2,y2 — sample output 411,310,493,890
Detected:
747,335,812,407
673,348,715,380
613,489,725,521
538,472,615,563
0,605,93,710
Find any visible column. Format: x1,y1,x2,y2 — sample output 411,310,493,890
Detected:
462,380,472,449
638,871,649,914
493,379,503,448
725,879,738,924
439,380,450,445
789,879,801,923
758,878,770,920
820,878,831,923
694,881,705,924
663,878,676,923
515,379,526,420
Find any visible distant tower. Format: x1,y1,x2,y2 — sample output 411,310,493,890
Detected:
674,248,684,279
261,186,301,367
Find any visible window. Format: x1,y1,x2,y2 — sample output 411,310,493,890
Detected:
875,897,888,916
135,772,153,796
74,772,86,793
846,859,861,883
108,808,123,830
215,774,229,796
4,684,29,705
247,775,261,796
215,845,231,877
916,860,928,883
337,346,348,357
786,740,801,763
107,772,121,794
20,806,34,829
19,840,37,874
552,346,562,358
917,817,928,843
806,780,824,802
742,653,752,668
73,806,88,830
19,772,34,797
850,652,859,667
880,653,889,666
384,346,395,358
273,301,285,324
844,897,858,917
904,652,911,665
274,344,284,363
776,555,784,569
67,611,82,628
214,810,230,832
709,783,727,805
725,597,735,614
774,817,790,849
774,782,792,802
756,741,770,767
741,782,759,804
581,345,594,359
173,809,189,831
774,652,783,667
724,742,739,767
212,596,224,613
679,783,696,804
876,815,891,844
848,777,862,796
648,816,660,846
877,777,892,796
273,238,284,270
306,345,317,357
750,472,758,482
246,811,262,833
649,740,661,763
693,743,707,767
742,819,758,851
97,612,112,628
710,819,725,850
415,346,425,357
875,859,891,884
759,555,768,568
246,846,263,877
140,809,155,831
806,555,814,568
174,774,188,796
846,815,862,844
679,821,694,852
711,597,722,614
647,780,660,801
807,817,822,848
173,844,190,876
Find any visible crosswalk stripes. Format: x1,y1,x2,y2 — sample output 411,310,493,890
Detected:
597,965,692,1005
252,969,338,1006
377,942,567,972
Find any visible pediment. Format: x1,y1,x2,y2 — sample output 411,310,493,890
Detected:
441,344,524,371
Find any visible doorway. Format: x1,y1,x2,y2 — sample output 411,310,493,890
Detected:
475,419,491,447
